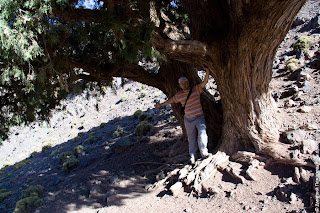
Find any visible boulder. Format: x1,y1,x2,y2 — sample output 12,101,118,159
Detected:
297,106,312,113
302,139,318,154
169,182,183,197
284,129,307,144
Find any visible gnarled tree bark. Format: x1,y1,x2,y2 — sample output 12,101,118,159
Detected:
152,0,308,162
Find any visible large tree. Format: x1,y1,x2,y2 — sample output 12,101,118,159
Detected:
1,0,313,176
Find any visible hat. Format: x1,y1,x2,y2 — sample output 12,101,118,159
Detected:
178,77,188,83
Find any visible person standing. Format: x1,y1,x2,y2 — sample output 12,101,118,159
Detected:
155,68,211,164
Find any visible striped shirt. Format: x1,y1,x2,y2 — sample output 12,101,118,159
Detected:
172,84,204,118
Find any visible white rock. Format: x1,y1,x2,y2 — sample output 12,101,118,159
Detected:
285,129,306,144
297,106,312,113
302,139,318,154
170,181,183,197
290,192,297,204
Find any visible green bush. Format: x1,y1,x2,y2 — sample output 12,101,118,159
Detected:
135,121,152,136
138,112,152,122
13,196,44,213
58,151,79,173
121,93,128,102
286,58,299,71
133,109,143,119
73,145,85,155
0,189,11,203
100,122,106,128
62,157,80,173
293,36,314,52
113,126,124,138
0,166,7,175
169,116,178,123
13,185,44,213
22,185,44,199
73,135,81,142
42,144,52,153
58,151,74,164
14,159,31,171
30,152,37,158
140,92,146,98
89,132,95,144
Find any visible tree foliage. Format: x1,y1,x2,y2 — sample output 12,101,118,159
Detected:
0,0,170,141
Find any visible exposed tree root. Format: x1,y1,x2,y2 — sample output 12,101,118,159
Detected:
147,142,316,197
260,143,316,168
148,151,230,195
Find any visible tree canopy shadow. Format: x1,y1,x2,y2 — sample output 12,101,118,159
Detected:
0,107,181,213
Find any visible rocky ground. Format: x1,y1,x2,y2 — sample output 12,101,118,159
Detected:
0,1,319,213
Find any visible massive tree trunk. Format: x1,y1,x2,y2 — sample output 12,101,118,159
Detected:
152,0,307,159
209,0,306,157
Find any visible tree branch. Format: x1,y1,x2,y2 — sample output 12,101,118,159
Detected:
152,33,208,63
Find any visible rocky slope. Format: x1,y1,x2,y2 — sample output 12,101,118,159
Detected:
0,1,319,213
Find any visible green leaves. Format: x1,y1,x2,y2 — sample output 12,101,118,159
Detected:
0,0,174,141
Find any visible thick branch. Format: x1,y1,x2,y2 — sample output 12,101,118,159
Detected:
152,33,208,64
69,61,166,90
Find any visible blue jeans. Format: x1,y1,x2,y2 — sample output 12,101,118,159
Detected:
184,116,208,158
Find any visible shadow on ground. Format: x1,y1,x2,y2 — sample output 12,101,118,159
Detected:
0,108,180,213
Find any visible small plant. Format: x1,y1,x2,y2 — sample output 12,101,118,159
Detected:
133,109,143,119
89,132,96,144
169,116,178,123
0,166,8,175
100,122,106,128
0,189,11,203
3,161,14,167
293,36,314,53
62,157,80,174
14,196,44,213
58,151,79,173
30,151,37,158
14,159,31,171
140,92,146,98
50,149,59,156
58,151,74,164
154,91,163,97
141,84,147,89
139,112,152,122
286,58,299,71
113,126,124,138
121,93,128,102
135,121,152,136
73,136,81,142
21,185,44,199
42,144,52,153
73,145,85,155
73,132,83,142
13,185,44,213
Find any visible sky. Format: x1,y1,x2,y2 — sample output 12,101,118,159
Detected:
76,0,103,9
